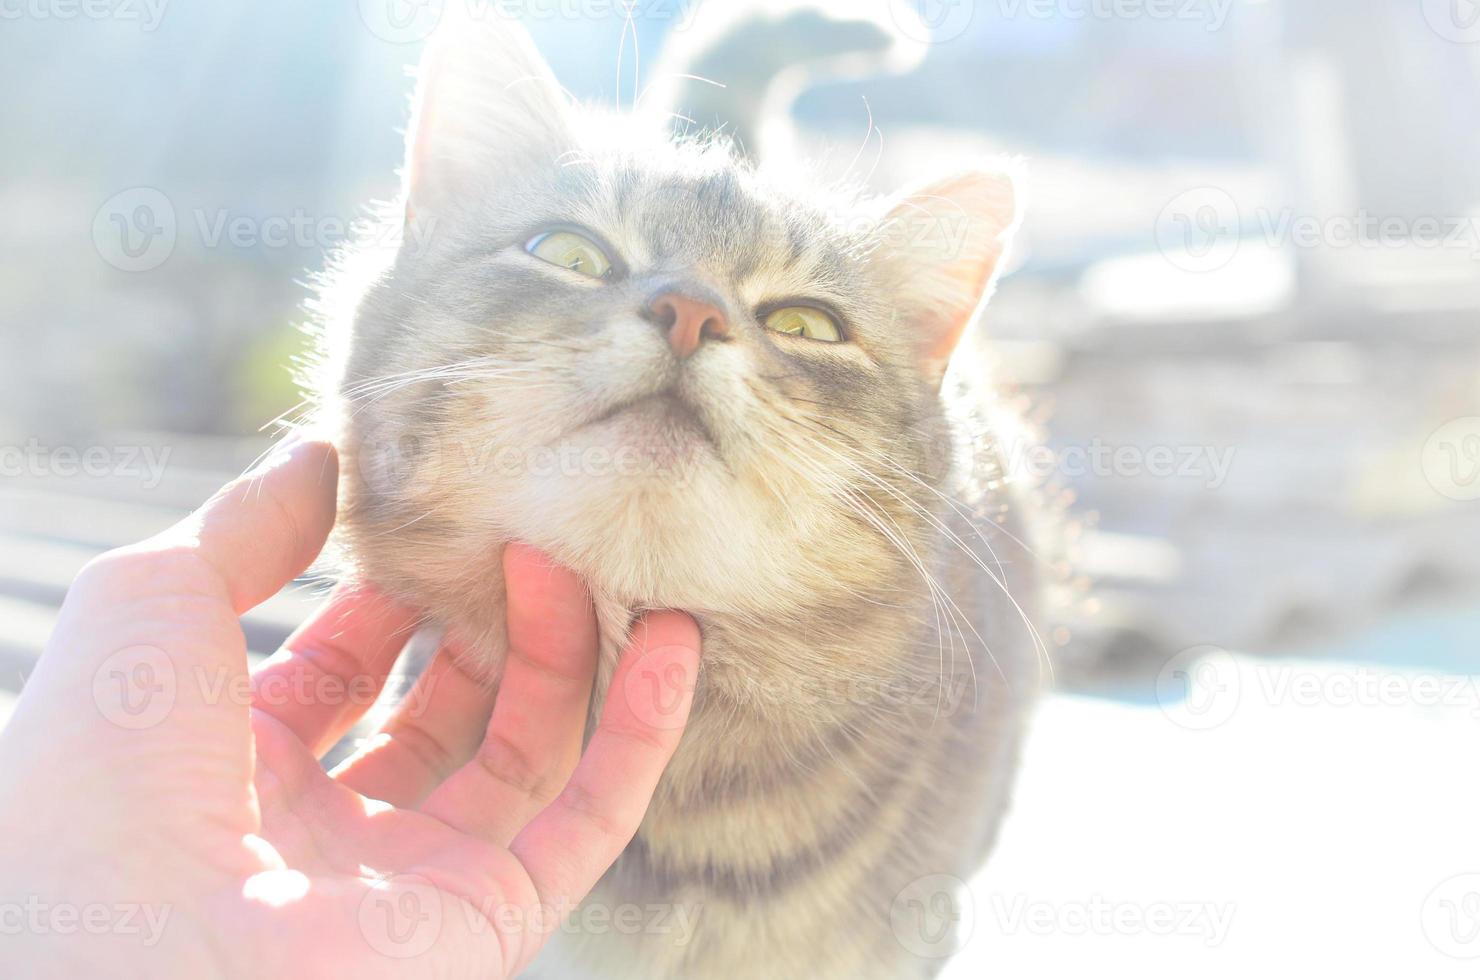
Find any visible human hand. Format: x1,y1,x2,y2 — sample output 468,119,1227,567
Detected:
0,440,701,979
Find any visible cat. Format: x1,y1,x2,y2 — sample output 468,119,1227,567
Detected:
307,4,1044,977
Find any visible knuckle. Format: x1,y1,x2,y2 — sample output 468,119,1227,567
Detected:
475,732,559,804
556,780,628,844
606,720,672,755
383,718,460,782
291,636,366,686
74,545,223,603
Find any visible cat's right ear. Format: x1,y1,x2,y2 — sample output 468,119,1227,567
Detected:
403,5,573,223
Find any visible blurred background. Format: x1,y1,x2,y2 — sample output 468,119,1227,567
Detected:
2,0,1478,975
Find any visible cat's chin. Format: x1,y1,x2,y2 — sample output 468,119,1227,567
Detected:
591,392,715,462
533,393,721,496
489,446,803,614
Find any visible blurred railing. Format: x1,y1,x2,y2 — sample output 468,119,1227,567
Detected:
0,433,321,725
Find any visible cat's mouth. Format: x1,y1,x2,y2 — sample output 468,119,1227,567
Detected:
586,390,717,449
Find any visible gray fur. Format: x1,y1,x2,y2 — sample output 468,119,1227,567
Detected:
307,7,1042,977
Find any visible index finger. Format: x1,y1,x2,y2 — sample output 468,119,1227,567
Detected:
12,439,340,772
251,585,422,757
179,438,339,614
504,609,700,974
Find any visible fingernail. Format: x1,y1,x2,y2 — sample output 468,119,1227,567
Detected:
244,437,334,480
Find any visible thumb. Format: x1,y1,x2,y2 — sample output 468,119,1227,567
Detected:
156,438,340,614
9,440,338,757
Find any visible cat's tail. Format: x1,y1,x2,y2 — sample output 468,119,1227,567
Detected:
641,0,929,163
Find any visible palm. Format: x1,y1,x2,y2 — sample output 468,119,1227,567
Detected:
0,442,699,980
235,715,531,977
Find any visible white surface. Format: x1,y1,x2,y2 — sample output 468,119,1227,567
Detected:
945,656,1480,978
1,655,1474,975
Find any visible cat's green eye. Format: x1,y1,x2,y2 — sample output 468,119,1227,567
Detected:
763,306,844,343
525,230,614,280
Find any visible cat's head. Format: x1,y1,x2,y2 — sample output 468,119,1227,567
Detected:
323,6,1018,635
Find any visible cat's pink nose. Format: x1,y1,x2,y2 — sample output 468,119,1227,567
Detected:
648,292,729,359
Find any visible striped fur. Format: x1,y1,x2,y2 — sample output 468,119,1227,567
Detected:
308,6,1042,976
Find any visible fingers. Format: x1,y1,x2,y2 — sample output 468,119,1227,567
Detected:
35,440,336,703
331,646,499,806
508,611,700,921
418,545,598,845
251,585,422,757
151,438,339,615
12,439,339,802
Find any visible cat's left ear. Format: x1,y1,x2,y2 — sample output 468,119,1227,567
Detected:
402,5,574,224
870,170,1020,384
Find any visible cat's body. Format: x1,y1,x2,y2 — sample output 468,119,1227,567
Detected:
310,5,1043,977
529,494,1037,980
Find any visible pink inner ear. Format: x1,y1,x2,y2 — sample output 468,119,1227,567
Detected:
398,7,573,226
402,29,463,225
923,233,1004,364
881,170,1019,369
